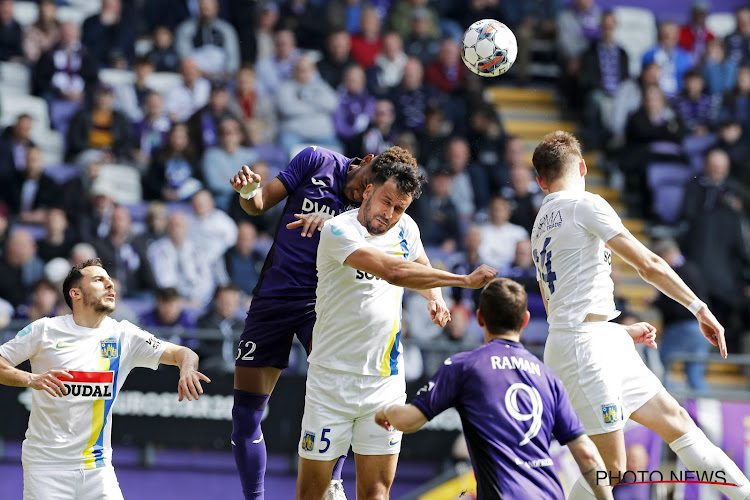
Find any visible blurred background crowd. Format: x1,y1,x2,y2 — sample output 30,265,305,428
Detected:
0,0,749,393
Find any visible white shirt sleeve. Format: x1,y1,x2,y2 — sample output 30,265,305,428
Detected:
319,219,369,265
120,321,167,370
574,195,626,243
0,320,45,366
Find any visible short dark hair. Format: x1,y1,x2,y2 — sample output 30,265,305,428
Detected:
370,146,418,174
62,258,104,309
532,130,583,185
478,278,527,336
371,161,426,199
156,287,180,302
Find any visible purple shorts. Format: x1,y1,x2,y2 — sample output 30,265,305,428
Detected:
235,297,316,369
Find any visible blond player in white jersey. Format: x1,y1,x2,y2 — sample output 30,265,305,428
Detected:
530,131,750,499
0,258,211,500
295,162,497,500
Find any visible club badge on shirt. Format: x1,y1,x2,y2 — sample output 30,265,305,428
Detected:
100,340,118,359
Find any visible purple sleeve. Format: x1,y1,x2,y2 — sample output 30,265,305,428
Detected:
551,376,585,445
276,146,318,192
411,360,462,420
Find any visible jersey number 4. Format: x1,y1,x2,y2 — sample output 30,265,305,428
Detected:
533,237,557,294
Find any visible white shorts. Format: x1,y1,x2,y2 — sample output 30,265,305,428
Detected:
544,322,664,436
23,466,123,500
298,364,406,460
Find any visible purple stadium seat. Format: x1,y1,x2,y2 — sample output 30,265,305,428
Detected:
647,163,693,225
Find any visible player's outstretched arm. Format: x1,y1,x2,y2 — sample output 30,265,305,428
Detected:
230,165,289,216
375,403,428,434
286,211,334,237
414,253,451,327
567,435,614,500
158,344,211,402
0,354,72,397
345,247,498,290
607,232,727,357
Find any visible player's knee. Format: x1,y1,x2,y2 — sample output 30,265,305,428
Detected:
231,390,269,437
356,481,390,500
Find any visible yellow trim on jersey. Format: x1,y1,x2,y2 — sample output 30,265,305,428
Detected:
380,316,399,376
82,356,110,468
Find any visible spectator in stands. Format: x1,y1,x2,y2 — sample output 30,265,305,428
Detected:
255,29,300,97
502,239,539,293
233,65,278,146
444,136,486,216
652,238,710,392
132,91,171,171
37,208,74,263
223,221,264,297
202,117,257,208
681,149,750,351
703,38,738,97
501,0,561,83
244,1,278,64
334,64,376,157
77,188,116,242
139,286,196,331
187,81,244,158
578,11,630,149
350,5,383,69
15,278,65,321
368,31,408,97
501,166,544,234
714,119,750,180
362,98,398,155
175,0,240,79
0,228,45,308
318,30,354,90
196,284,244,367
642,21,693,98
0,0,22,62
92,205,156,298
424,38,467,97
678,1,714,63
148,210,215,308
69,242,98,266
478,196,529,271
719,64,750,126
132,201,168,255
467,108,506,190
725,6,750,65
82,0,135,68
276,55,340,156
390,57,430,134
442,303,475,345
66,83,133,164
188,189,238,265
671,69,718,149
403,7,441,66
146,25,179,73
143,122,202,201
608,61,662,149
278,0,327,52
3,146,58,224
22,0,59,64
0,203,8,251
0,114,35,175
165,57,211,122
388,0,440,41
556,0,602,111
408,166,460,251
113,55,155,123
33,22,96,134
449,225,483,310
417,105,451,172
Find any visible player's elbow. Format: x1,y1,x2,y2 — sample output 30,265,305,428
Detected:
382,262,407,285
568,436,604,474
636,253,668,283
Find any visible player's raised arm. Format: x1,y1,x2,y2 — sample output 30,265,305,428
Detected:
158,343,211,402
0,354,72,397
230,165,289,215
344,246,497,290
606,231,727,357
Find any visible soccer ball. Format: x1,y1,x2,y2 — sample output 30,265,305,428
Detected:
461,19,518,77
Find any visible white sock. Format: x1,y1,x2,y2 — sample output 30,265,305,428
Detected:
567,475,597,499
669,427,750,500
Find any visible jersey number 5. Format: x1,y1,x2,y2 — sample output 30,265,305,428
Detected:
505,383,543,446
533,237,557,294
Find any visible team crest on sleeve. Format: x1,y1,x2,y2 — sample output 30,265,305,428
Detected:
100,339,119,359
601,403,621,424
301,431,316,452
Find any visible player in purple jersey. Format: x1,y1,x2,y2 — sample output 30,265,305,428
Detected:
227,145,433,500
374,278,614,500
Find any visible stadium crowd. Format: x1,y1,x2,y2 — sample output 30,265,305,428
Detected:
0,0,748,389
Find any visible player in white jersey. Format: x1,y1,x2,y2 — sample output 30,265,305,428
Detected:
530,131,750,500
0,258,210,500
296,162,497,500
